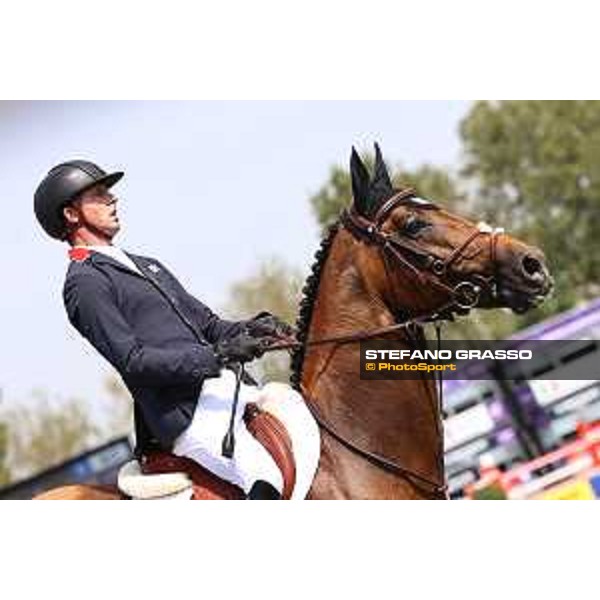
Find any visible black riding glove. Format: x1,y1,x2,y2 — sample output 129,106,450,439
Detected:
245,311,295,339
214,332,268,366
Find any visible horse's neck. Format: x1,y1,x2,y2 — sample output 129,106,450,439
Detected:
303,231,444,498
302,230,399,392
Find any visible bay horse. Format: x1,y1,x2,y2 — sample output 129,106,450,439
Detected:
34,144,553,500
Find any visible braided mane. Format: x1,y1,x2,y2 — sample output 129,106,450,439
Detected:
289,222,340,390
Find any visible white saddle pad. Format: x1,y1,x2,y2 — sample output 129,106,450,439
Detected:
117,460,194,500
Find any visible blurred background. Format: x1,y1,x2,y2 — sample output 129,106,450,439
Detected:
1,100,599,499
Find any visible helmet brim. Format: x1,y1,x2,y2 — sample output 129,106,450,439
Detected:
70,171,124,203
93,171,124,190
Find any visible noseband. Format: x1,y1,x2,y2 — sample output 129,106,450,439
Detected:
341,189,505,318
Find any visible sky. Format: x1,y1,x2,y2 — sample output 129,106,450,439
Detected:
0,100,471,409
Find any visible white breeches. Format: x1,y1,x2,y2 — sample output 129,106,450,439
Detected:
171,369,283,494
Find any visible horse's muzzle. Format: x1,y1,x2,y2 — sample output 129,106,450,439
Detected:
496,245,554,313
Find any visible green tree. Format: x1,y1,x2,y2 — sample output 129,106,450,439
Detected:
224,257,304,382
0,381,132,486
460,101,600,320
3,391,102,483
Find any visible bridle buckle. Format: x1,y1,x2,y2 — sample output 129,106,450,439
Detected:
452,281,481,310
432,259,446,276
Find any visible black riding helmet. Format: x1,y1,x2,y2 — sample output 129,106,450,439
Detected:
34,160,124,240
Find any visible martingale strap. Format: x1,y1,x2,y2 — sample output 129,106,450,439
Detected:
301,384,448,496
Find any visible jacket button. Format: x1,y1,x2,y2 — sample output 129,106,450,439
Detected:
192,369,200,377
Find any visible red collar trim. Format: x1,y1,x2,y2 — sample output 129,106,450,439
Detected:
68,247,91,262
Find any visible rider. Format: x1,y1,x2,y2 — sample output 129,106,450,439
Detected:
34,160,294,499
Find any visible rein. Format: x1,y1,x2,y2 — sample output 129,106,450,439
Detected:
267,191,504,496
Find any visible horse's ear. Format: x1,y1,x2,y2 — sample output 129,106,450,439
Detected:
350,146,371,215
373,142,393,192
368,142,394,209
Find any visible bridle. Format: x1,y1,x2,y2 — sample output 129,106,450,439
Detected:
267,189,506,496
341,188,504,318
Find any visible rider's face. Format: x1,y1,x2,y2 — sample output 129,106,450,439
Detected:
66,184,121,240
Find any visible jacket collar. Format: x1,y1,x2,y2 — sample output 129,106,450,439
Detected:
95,252,146,278
89,252,171,298
68,246,146,280
67,247,174,296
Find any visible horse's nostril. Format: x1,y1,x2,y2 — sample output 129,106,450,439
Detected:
522,255,543,278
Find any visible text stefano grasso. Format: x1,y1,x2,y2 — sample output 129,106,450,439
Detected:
364,349,533,361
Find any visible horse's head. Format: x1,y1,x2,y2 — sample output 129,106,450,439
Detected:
345,144,553,319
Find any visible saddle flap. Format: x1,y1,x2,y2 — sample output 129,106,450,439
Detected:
244,403,296,499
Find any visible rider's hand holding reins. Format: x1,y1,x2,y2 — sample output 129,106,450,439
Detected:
214,332,269,366
245,312,295,340
214,313,295,366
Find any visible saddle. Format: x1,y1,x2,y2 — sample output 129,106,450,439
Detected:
118,403,297,500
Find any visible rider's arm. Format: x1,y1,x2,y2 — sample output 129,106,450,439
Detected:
184,297,285,344
185,295,245,343
64,272,222,386
152,260,246,343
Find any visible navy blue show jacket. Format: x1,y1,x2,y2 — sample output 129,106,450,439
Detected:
63,249,245,454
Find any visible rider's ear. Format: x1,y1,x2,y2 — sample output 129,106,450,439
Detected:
350,146,371,216
63,205,79,225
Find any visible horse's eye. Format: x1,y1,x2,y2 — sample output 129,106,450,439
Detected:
403,216,429,237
